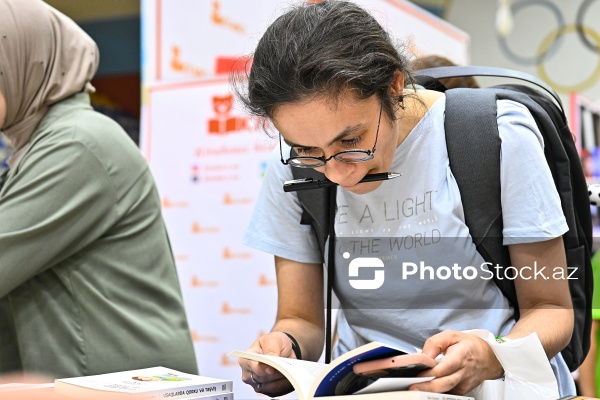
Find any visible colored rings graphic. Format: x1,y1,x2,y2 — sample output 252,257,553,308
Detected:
536,24,600,93
497,0,600,92
497,0,565,66
576,0,600,53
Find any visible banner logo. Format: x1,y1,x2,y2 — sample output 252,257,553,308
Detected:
208,94,248,134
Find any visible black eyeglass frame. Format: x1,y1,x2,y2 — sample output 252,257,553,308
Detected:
279,102,383,169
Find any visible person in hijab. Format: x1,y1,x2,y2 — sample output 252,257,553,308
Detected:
0,0,198,378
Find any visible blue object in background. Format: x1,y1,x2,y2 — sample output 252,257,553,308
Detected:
0,135,10,173
594,147,600,179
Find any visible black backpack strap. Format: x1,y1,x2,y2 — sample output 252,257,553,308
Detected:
412,75,448,92
289,155,337,363
291,166,332,261
446,83,593,370
444,88,515,309
325,184,336,364
416,65,564,113
494,85,593,247
492,85,593,369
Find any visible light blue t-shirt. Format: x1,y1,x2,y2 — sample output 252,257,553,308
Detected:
244,97,574,396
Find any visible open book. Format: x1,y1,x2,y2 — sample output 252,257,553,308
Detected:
229,341,471,400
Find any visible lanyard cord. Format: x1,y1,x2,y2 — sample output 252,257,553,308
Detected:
325,184,337,364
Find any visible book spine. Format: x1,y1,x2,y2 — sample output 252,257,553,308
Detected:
140,381,233,400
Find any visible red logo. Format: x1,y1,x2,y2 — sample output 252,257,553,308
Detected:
208,94,248,134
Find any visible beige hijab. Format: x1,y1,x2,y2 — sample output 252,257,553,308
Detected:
0,0,99,152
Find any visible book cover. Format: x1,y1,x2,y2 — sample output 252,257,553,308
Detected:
54,366,233,399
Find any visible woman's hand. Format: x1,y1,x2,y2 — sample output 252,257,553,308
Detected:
239,257,325,397
409,330,503,395
239,331,298,397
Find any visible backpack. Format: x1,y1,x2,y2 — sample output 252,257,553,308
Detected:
288,66,593,371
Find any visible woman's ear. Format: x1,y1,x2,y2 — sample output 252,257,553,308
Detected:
388,70,405,98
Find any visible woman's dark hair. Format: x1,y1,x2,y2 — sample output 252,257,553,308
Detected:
232,0,413,127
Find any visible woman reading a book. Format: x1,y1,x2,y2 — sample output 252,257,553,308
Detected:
233,0,576,398
0,0,197,378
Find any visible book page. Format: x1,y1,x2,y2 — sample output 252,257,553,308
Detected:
228,351,326,400
352,377,434,395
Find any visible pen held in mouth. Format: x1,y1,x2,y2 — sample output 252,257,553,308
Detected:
283,172,402,192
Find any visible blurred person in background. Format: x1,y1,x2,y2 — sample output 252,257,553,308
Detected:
0,0,197,379
410,54,480,89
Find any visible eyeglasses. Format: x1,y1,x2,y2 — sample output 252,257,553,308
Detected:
279,102,383,168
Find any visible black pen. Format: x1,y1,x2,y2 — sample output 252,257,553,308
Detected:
283,172,401,192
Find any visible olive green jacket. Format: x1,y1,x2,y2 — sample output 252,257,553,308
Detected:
0,93,198,378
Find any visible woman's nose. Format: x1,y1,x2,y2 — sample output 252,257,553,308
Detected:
318,159,355,185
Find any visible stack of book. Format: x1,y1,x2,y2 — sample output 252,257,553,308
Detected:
53,366,233,400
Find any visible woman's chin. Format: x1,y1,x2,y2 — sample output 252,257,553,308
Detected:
341,180,383,195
